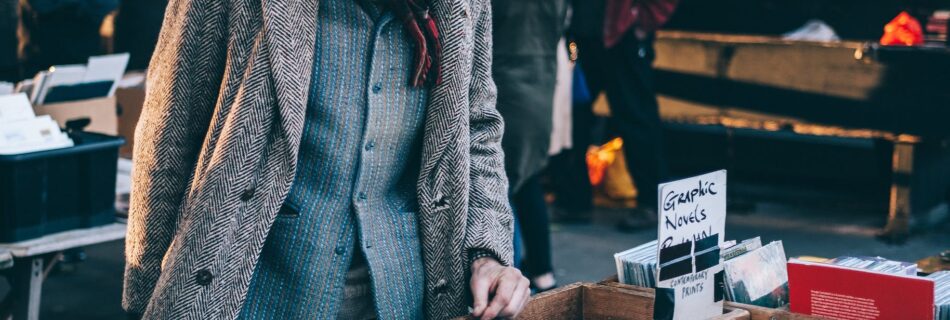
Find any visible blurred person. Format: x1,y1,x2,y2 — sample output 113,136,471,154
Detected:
492,0,568,292
111,0,167,71
557,0,677,230
124,0,528,319
16,0,117,78
1,0,16,81
14,0,118,270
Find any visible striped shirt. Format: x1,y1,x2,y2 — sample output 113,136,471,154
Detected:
239,0,428,318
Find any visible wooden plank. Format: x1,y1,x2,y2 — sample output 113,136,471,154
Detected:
657,31,866,48
0,223,126,257
917,251,950,274
712,309,751,320
654,31,879,101
451,283,584,320
520,283,583,320
725,302,828,320
582,284,655,320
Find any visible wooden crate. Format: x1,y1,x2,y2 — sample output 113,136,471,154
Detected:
457,283,749,320
599,277,825,320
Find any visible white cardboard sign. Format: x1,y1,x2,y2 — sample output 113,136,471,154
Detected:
655,170,727,320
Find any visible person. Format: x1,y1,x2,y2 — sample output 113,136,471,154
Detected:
123,0,528,319
491,0,567,293
557,0,677,230
0,0,16,81
16,0,117,78
111,0,167,71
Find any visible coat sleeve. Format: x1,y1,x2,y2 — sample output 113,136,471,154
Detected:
464,0,515,267
123,0,227,314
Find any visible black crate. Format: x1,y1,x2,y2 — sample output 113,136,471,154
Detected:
0,132,124,242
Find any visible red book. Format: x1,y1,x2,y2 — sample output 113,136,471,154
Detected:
788,259,935,320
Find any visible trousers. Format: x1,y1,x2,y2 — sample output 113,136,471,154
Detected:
558,31,668,211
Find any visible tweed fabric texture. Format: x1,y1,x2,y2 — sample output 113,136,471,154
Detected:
123,0,512,318
239,1,426,318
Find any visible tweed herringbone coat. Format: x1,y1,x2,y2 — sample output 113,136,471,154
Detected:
122,0,513,319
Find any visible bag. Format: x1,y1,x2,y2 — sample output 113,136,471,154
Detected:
572,65,592,105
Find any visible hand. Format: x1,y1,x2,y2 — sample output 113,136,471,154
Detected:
470,257,531,320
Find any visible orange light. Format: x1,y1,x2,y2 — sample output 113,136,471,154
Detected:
880,11,924,46
586,138,624,186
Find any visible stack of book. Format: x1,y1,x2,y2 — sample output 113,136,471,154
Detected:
614,240,658,288
614,236,790,309
0,93,73,155
788,258,936,319
828,256,917,276
932,271,949,320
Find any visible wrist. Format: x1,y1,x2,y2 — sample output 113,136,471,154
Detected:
470,250,499,269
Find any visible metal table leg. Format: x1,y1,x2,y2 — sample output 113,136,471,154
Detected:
9,257,43,320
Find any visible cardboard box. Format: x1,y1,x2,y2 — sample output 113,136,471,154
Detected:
115,86,146,158
455,283,750,320
601,276,824,320
33,96,118,136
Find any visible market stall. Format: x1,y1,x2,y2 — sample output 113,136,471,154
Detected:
0,223,126,320
651,30,950,242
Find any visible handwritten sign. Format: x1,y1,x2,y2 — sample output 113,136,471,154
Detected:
654,170,727,320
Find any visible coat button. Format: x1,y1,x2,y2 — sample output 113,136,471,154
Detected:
195,269,214,286
434,278,449,295
432,195,448,209
240,187,255,201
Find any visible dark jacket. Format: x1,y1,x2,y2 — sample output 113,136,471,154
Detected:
491,0,567,192
112,0,167,70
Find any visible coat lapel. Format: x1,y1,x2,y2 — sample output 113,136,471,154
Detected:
261,0,320,156
418,0,469,195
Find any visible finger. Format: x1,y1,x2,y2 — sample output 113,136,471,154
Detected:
471,270,493,316
500,277,531,318
482,273,519,320
518,288,532,317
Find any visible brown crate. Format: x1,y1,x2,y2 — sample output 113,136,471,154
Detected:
115,86,146,158
599,277,825,320
456,283,749,320
34,96,118,135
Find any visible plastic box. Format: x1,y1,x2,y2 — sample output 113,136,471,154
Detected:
0,132,124,242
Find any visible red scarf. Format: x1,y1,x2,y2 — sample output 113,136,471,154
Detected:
604,0,679,48
387,0,442,87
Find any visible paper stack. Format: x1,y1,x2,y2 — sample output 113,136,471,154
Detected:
0,93,73,155
828,256,917,276
931,271,949,320
17,53,129,105
614,240,658,288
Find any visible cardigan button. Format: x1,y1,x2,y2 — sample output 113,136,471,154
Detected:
195,269,214,286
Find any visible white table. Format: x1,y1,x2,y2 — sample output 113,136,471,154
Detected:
0,250,12,270
0,223,127,320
